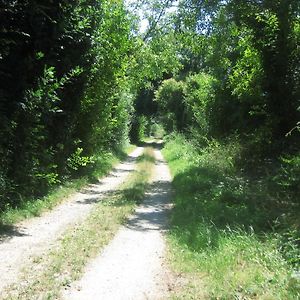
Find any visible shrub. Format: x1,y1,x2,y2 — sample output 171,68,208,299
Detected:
184,73,216,137
155,79,186,132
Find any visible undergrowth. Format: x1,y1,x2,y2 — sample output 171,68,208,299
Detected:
163,133,300,299
0,145,136,228
3,146,155,300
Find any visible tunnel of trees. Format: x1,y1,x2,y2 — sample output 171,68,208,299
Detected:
0,0,299,268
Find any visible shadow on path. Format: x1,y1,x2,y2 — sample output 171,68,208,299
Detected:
125,179,172,233
76,190,121,205
0,225,29,243
138,140,165,150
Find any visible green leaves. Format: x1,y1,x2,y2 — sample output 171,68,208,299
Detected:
228,29,263,102
0,0,136,206
67,148,94,171
155,78,186,132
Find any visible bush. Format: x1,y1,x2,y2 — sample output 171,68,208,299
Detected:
155,78,186,132
184,73,216,137
276,153,300,197
150,121,165,138
129,115,148,143
67,147,94,173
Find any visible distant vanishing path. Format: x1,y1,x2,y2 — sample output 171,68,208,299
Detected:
63,147,173,300
0,147,143,295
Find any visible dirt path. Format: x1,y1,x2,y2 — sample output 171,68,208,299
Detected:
0,147,143,294
63,148,173,300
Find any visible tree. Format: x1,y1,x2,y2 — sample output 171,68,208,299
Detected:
0,0,134,207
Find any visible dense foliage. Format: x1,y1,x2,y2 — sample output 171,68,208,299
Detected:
152,0,300,210
156,0,300,144
0,0,134,208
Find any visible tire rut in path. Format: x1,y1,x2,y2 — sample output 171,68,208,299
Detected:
0,147,144,294
63,148,173,300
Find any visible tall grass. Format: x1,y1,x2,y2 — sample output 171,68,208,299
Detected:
163,133,300,299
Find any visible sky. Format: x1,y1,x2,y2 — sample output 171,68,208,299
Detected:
125,0,178,33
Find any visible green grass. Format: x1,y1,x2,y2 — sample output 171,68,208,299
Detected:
0,145,136,228
162,133,300,299
3,147,155,300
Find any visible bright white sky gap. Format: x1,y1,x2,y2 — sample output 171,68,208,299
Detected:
125,0,178,33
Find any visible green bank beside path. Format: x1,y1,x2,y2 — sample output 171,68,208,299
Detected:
163,134,300,300
0,145,136,228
